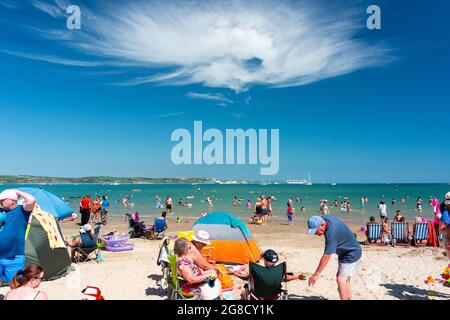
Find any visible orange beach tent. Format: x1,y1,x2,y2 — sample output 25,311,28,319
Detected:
192,212,261,264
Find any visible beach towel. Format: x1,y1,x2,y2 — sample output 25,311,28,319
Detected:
427,222,438,247
31,205,66,249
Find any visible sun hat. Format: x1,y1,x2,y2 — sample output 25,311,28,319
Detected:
192,230,211,245
0,189,18,201
82,224,92,233
262,249,279,263
307,216,325,234
445,192,450,205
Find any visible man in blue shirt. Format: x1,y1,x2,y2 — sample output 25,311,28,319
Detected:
0,189,36,284
306,215,362,300
100,195,109,226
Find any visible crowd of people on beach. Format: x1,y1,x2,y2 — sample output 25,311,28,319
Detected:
77,194,110,226
1,186,450,300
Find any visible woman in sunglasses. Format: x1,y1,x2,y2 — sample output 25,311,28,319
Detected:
4,264,48,300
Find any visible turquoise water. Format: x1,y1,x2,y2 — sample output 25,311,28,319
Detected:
2,184,449,222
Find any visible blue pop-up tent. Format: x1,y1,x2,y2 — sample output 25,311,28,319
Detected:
17,187,74,220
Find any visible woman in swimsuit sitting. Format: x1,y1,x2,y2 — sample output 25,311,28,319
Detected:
4,264,48,300
174,237,219,297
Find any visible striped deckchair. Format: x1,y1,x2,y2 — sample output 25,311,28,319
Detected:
413,222,429,246
366,223,383,244
391,222,410,246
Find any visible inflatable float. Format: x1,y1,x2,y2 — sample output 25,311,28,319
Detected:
103,234,134,252
248,219,264,225
106,243,134,252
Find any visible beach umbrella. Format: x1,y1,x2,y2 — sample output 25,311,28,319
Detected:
17,187,74,220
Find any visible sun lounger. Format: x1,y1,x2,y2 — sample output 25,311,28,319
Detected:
413,222,429,246
366,223,383,245
391,222,410,246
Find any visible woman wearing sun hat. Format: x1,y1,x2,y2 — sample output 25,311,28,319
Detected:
189,230,222,275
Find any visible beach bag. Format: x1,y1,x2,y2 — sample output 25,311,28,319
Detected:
200,278,221,300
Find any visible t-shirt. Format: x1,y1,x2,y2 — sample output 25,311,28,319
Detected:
101,200,109,209
323,215,362,263
80,198,91,210
0,205,32,259
378,204,387,216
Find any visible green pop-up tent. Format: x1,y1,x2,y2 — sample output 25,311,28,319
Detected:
25,214,72,281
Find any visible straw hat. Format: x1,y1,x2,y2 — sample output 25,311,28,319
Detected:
192,230,211,245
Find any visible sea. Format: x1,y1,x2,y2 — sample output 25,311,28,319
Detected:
2,183,449,223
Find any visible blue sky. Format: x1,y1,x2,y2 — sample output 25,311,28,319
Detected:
0,0,449,182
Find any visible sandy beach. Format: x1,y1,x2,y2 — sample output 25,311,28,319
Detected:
1,217,449,300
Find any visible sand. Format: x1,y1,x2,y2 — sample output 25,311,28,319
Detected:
1,217,449,300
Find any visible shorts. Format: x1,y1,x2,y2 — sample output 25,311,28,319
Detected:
260,208,268,216
166,204,172,210
0,255,26,283
337,259,360,280
287,214,293,222
100,209,108,225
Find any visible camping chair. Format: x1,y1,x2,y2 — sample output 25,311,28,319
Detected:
413,222,429,246
247,261,288,300
149,218,167,240
167,254,198,300
73,226,101,263
391,222,410,246
167,255,196,300
366,223,383,245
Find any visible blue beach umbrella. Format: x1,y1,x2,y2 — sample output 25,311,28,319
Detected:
17,187,74,220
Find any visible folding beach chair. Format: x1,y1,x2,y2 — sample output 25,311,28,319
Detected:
149,218,167,240
391,222,410,246
413,222,429,246
366,223,383,245
73,226,101,263
247,261,288,300
166,255,198,300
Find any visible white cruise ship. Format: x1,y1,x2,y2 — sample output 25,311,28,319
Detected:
287,174,312,185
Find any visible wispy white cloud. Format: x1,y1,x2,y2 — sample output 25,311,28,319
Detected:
186,92,234,104
244,96,252,105
31,0,64,18
152,112,187,119
17,0,393,92
0,49,102,67
0,0,16,9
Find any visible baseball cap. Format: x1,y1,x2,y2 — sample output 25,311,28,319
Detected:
0,189,18,201
262,249,279,263
307,216,325,234
83,224,92,232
